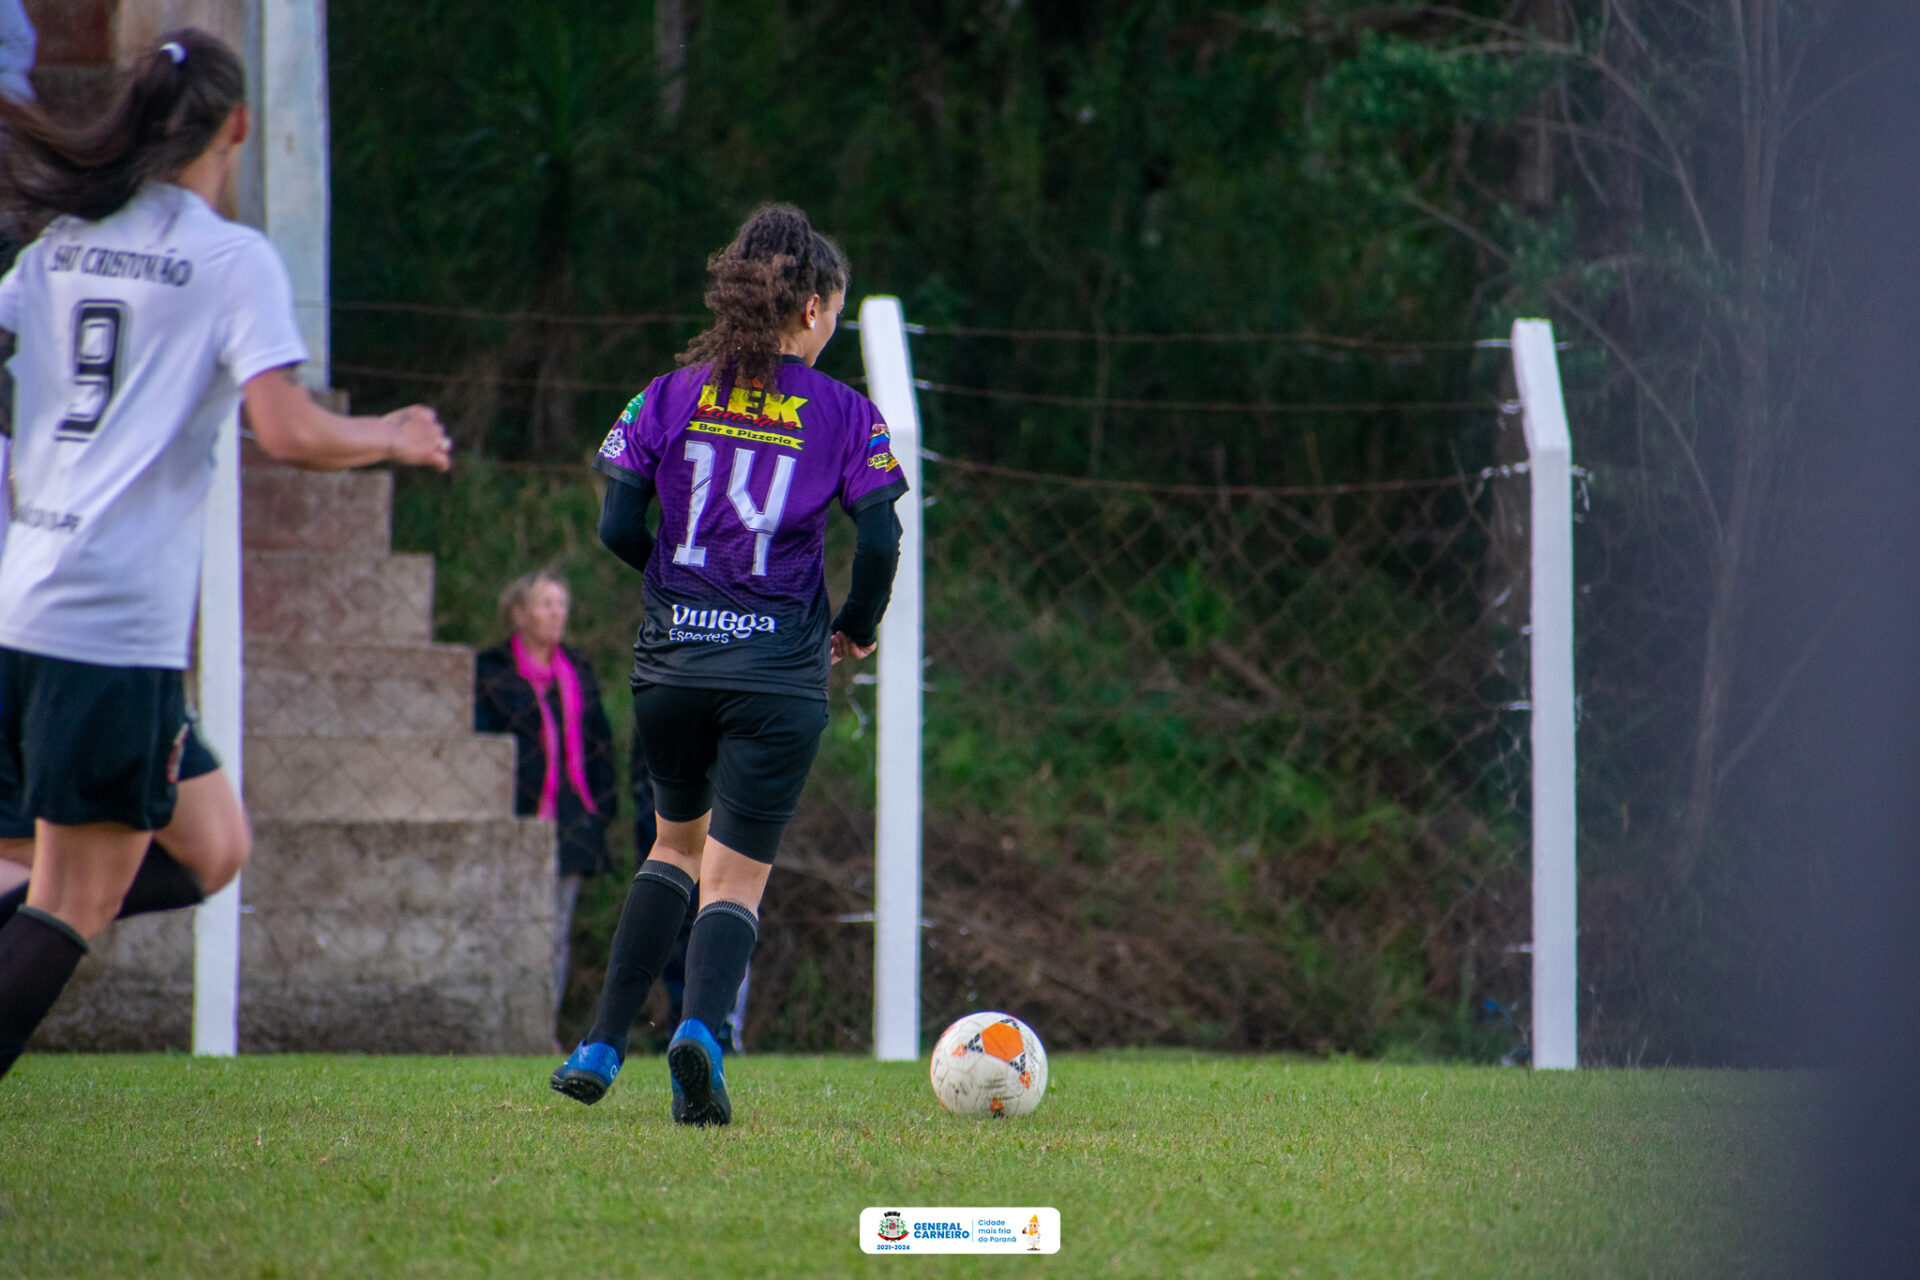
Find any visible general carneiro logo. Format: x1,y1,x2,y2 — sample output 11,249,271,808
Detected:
859,1207,1060,1255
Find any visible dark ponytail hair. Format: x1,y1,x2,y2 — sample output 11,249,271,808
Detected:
0,29,246,222
678,203,850,391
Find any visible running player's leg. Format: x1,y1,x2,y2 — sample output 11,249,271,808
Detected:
552,685,717,1102
0,820,148,1077
0,652,191,1079
0,841,28,892
0,649,28,913
580,811,707,1054
0,727,238,930
142,766,250,907
0,853,28,935
669,691,829,1126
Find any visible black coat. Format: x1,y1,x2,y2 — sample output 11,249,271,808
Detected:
474,642,618,875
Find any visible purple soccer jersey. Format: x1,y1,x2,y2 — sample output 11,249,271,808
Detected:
593,357,908,697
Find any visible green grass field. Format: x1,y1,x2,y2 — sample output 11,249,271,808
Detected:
0,1053,1793,1279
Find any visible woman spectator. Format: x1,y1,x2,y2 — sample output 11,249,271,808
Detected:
474,571,617,1023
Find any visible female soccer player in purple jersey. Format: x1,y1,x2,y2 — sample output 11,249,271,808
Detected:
0,30,453,1081
552,204,905,1125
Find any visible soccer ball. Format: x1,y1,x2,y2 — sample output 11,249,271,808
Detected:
928,1011,1049,1118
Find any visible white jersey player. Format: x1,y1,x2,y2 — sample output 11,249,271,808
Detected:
0,29,452,1080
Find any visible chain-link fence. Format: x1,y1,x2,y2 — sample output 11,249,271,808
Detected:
894,449,1535,1053
743,433,1538,1057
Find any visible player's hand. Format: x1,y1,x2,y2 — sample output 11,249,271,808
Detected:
383,405,453,472
830,631,876,665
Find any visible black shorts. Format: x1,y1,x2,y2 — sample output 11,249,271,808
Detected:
0,647,213,836
632,683,829,864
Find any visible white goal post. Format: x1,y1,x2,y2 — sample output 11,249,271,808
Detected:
1512,318,1579,1070
193,0,333,1056
192,422,244,1057
859,297,926,1062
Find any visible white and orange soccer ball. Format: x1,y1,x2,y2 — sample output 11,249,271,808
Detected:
928,1012,1049,1118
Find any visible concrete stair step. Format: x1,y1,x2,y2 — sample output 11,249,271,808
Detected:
243,733,516,822
245,640,475,737
243,467,392,554
35,816,556,1054
243,551,433,645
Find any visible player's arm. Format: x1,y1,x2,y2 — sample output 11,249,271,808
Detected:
598,474,656,572
830,497,902,663
242,365,451,472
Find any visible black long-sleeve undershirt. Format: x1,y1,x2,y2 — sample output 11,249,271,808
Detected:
597,476,903,645
598,475,656,571
831,500,903,646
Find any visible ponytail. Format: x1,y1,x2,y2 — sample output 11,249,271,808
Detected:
678,203,851,391
0,29,246,222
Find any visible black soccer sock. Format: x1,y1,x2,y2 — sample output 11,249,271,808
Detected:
117,844,206,919
0,882,24,931
0,907,88,1081
584,860,695,1059
681,900,759,1036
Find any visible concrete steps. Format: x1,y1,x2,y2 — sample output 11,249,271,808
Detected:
244,734,516,822
243,551,435,645
241,468,392,553
246,641,477,737
39,819,555,1054
33,448,557,1055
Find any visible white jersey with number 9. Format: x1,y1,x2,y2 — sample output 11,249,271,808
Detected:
0,182,308,670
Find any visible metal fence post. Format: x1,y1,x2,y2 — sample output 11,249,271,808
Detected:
193,413,244,1057
1512,318,1578,1069
859,296,925,1061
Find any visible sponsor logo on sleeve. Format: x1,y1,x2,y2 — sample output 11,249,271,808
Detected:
866,422,899,470
618,391,646,424
598,425,626,459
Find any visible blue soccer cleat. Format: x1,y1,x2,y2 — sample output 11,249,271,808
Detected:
550,1041,622,1105
667,1018,731,1127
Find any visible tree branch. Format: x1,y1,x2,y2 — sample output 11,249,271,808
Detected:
1403,193,1722,531
1715,603,1839,789
1438,37,1717,257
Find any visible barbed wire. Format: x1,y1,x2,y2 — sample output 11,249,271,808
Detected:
306,298,1487,352
432,451,1533,498
330,360,1495,418
902,324,1484,351
927,453,1531,497
916,380,1494,415
309,300,702,327
332,361,645,395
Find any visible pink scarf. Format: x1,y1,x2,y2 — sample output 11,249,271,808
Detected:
511,634,599,821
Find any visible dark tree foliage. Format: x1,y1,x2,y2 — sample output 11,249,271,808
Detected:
333,0,1848,1062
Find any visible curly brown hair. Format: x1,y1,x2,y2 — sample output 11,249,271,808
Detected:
678,203,850,391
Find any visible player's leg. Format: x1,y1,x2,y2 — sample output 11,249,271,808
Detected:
551,685,717,1103
667,691,829,1127
0,652,191,1080
0,647,30,916
0,728,240,930
550,811,706,1103
0,821,148,1077
0,840,30,894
